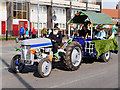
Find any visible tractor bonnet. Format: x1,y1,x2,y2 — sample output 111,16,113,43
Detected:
21,38,52,48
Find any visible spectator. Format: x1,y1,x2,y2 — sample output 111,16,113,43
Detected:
25,28,29,39
71,27,74,36
32,27,36,38
54,23,59,28
42,27,47,38
19,26,25,40
48,28,52,35
29,29,32,39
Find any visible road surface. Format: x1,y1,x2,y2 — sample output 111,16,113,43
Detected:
0,37,119,88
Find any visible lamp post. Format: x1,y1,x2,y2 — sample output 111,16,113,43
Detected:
51,0,53,28
86,0,88,11
68,0,72,37
37,2,40,37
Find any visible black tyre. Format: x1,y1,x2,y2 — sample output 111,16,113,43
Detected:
101,51,111,62
11,54,25,73
64,41,82,71
38,58,52,78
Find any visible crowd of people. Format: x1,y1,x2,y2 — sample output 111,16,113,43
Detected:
19,26,36,40
19,26,55,40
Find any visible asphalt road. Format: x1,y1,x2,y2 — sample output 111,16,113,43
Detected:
0,37,119,88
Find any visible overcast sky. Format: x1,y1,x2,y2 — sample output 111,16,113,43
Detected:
102,0,120,9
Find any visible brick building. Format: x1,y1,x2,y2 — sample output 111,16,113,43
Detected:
102,2,120,33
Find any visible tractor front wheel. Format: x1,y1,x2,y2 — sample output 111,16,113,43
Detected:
11,54,25,73
38,58,52,78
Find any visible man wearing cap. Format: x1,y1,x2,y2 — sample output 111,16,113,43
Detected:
49,27,62,59
95,26,106,40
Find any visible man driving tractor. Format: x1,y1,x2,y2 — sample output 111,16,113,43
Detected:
49,26,62,59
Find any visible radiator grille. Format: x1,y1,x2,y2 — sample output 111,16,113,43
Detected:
85,41,94,54
21,45,31,60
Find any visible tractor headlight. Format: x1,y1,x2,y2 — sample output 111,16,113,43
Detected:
45,48,51,53
35,48,41,53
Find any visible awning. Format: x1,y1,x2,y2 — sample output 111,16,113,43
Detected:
67,11,114,25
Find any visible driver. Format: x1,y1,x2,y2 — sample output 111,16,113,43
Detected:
49,27,62,59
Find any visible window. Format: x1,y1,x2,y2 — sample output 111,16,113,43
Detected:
58,8,62,14
13,2,27,19
17,3,22,10
34,23,38,29
23,3,27,11
55,8,58,14
13,11,17,19
88,0,95,4
63,24,65,28
34,7,38,14
17,11,22,19
60,9,62,14
43,23,46,28
39,23,42,29
43,7,47,13
39,7,42,13
13,2,17,10
63,9,65,14
60,23,62,28
23,12,27,19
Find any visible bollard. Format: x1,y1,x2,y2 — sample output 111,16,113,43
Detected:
6,31,8,41
15,37,18,43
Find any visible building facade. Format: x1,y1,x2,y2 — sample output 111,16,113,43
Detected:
0,0,101,36
118,1,120,26
0,2,7,36
102,2,120,33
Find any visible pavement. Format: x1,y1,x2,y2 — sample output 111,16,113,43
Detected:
0,37,119,88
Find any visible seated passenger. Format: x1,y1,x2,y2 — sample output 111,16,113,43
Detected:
95,26,106,40
79,26,91,38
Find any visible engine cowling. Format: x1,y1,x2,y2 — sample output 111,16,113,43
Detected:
21,38,52,49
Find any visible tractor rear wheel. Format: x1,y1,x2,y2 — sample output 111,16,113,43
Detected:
64,41,82,71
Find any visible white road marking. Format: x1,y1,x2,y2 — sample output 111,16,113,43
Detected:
49,71,106,88
0,67,10,70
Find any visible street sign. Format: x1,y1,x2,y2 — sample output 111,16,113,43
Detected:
52,15,57,21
